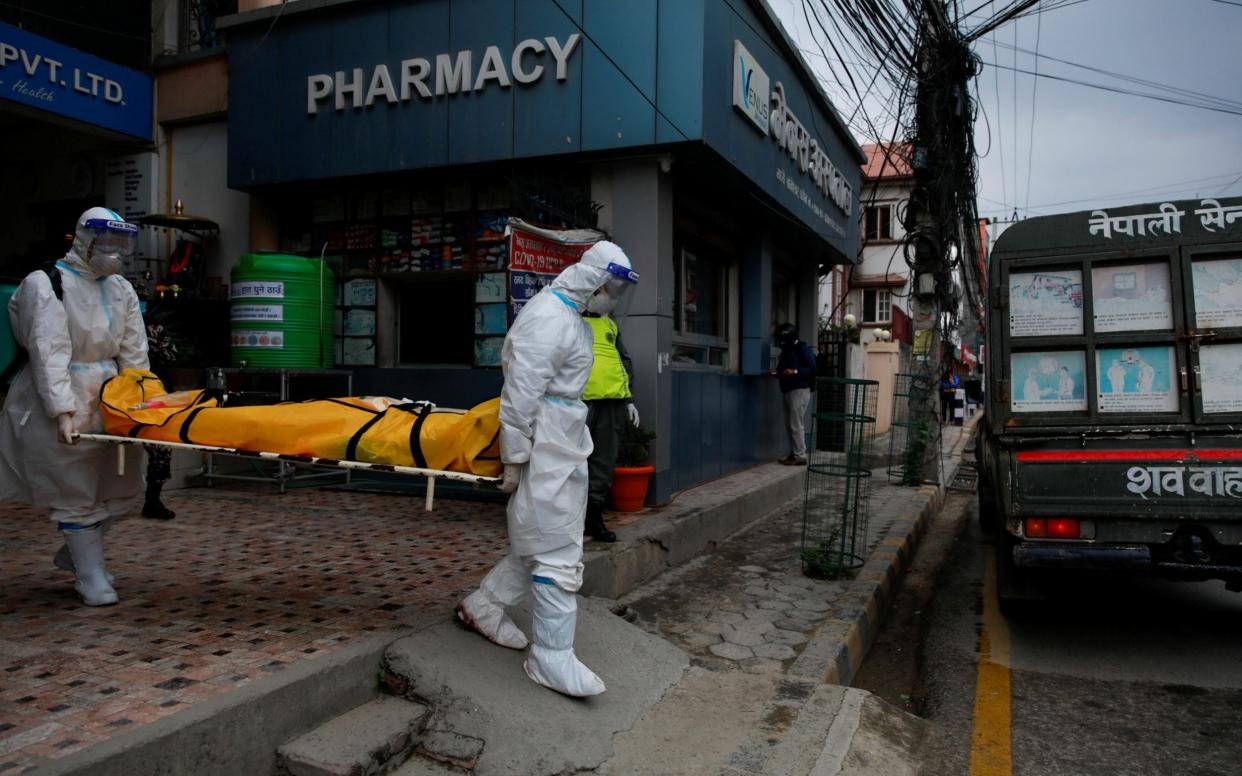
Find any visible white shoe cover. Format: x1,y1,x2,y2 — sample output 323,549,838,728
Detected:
54,517,115,584
456,590,528,650
63,526,118,606
524,645,605,697
525,581,605,697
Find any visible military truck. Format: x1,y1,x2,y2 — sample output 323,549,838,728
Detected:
976,196,1242,607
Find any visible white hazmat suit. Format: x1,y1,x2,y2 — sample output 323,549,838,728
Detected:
0,207,149,606
457,241,638,697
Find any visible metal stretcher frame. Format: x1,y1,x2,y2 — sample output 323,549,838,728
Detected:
73,433,500,511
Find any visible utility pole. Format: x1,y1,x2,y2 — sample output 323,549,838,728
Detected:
901,0,981,483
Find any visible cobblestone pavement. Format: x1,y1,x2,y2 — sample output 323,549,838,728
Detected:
0,481,653,773
618,477,911,674
618,419,971,676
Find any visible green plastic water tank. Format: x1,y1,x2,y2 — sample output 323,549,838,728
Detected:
230,253,334,367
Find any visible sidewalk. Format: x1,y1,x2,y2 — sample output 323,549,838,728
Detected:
0,416,974,774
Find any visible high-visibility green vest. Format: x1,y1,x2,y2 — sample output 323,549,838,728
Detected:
583,316,631,401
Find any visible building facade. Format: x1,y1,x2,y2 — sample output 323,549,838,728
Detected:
4,1,864,504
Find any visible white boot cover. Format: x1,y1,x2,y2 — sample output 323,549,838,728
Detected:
54,517,115,584
524,579,605,697
457,589,528,650
63,526,117,606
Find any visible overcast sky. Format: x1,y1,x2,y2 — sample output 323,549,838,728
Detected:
773,0,1242,234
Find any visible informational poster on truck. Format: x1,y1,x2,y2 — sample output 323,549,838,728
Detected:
1199,342,1242,413
1010,351,1087,412
1009,270,1083,336
1096,345,1178,413
1091,262,1173,332
1192,258,1242,328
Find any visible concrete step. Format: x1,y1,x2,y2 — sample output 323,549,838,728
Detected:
277,696,431,776
380,597,689,775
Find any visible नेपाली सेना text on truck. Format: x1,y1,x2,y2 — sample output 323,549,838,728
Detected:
976,195,1242,609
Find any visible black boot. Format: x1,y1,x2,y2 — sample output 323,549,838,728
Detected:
584,502,616,543
142,483,175,520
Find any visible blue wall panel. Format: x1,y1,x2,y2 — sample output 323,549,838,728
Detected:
656,0,705,143
228,28,282,186
700,374,723,482
387,1,452,170
667,370,786,498
513,0,584,158
579,0,659,153
327,4,394,179
447,0,516,165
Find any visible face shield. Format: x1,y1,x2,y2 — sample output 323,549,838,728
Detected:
76,217,138,276
586,261,640,317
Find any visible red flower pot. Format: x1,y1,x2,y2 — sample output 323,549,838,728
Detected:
609,465,654,512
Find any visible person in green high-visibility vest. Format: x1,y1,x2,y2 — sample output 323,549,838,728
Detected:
582,313,639,542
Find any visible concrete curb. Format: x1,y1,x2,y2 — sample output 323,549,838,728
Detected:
788,484,944,686
788,414,978,687
580,464,806,599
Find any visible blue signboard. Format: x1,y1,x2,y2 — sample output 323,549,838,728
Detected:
0,21,153,140
225,0,861,255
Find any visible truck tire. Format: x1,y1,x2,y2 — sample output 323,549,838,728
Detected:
977,477,998,534
995,534,1035,617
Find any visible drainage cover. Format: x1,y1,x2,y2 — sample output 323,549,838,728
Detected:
948,461,978,492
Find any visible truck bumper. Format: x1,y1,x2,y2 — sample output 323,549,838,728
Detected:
1014,543,1242,580
1014,544,1152,570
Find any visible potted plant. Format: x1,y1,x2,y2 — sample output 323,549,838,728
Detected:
610,423,656,512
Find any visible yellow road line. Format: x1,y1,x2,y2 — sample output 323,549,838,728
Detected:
970,545,1013,776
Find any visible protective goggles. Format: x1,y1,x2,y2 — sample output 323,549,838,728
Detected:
83,218,139,256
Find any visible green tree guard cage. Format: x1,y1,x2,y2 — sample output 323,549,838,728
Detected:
887,372,937,486
802,377,878,578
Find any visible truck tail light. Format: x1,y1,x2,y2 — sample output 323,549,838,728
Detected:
1024,517,1081,539
1048,518,1080,538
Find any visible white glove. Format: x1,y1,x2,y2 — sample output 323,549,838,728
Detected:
498,463,524,494
57,414,77,445
627,403,640,427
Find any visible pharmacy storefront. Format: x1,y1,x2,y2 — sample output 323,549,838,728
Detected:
222,0,862,502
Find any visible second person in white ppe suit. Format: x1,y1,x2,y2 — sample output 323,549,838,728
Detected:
0,207,149,607
456,240,639,697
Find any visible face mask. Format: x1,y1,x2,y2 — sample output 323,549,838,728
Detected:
88,250,125,277
586,287,617,316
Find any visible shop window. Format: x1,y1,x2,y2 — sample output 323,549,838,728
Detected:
863,289,892,323
397,278,475,365
864,205,893,242
673,248,729,366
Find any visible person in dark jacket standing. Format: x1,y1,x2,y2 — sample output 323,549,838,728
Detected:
771,323,817,465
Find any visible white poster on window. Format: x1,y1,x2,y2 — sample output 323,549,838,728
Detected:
1096,346,1178,413
1199,343,1242,413
1011,351,1086,412
1193,258,1242,328
1091,263,1173,332
1009,270,1083,337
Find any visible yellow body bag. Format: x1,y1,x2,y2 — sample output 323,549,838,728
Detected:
99,370,502,477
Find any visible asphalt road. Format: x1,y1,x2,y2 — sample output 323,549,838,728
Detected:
911,495,1242,776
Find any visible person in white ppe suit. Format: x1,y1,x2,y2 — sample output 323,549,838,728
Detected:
0,207,149,607
456,240,639,697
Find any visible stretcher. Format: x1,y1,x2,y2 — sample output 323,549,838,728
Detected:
81,369,505,510
72,432,500,511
